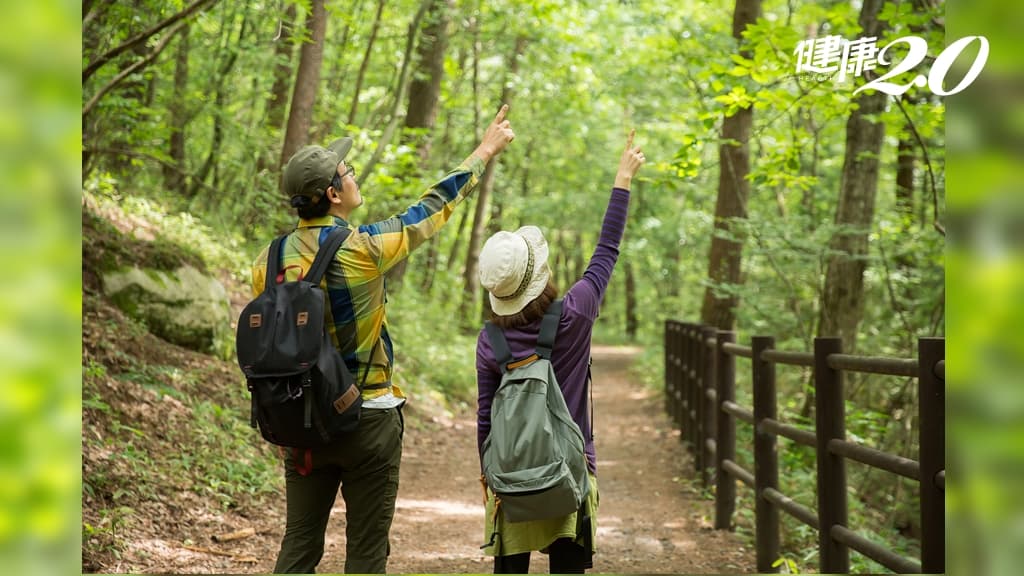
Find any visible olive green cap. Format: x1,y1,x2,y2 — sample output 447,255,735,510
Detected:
282,137,353,207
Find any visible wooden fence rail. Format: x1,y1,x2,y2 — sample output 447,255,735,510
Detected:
664,321,945,574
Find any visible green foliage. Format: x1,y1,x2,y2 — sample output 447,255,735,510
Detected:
387,270,481,409
84,181,249,281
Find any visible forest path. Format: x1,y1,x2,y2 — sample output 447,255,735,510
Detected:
356,345,752,573
119,346,753,573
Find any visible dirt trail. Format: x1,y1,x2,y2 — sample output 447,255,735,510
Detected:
321,345,753,573
112,345,753,573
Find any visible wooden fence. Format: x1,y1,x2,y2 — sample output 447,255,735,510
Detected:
664,321,945,573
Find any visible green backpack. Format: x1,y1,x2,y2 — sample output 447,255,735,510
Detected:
482,299,590,526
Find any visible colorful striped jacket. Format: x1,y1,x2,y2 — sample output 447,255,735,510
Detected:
251,154,486,400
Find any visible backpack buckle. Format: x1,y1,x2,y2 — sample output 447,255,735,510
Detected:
286,380,304,400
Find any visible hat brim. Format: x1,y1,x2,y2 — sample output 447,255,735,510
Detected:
488,226,550,316
327,137,353,164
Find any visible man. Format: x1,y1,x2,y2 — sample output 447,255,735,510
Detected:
251,104,514,573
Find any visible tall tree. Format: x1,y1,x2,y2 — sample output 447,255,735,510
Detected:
817,0,888,350
699,0,762,330
460,34,527,327
403,0,452,163
395,0,453,292
356,0,433,184
191,10,249,197
280,0,328,169
625,260,638,341
347,0,387,126
360,0,433,291
163,24,191,194
265,3,298,132
895,134,915,224
317,0,367,139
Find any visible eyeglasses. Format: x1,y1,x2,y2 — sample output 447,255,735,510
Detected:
329,164,355,191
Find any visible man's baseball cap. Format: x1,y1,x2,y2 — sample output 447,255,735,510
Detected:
282,137,353,207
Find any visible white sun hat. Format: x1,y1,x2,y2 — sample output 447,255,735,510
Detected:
478,226,551,316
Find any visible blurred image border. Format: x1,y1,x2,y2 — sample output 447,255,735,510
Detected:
0,0,1019,575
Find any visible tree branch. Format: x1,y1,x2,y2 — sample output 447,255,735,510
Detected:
892,94,945,236
877,234,916,341
83,0,115,31
83,21,187,119
83,0,218,82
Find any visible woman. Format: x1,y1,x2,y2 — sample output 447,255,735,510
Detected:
475,131,645,573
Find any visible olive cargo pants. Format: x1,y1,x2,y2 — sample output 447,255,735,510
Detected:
273,406,404,574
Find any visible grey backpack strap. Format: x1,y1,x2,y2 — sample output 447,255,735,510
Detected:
485,321,513,375
306,227,352,285
535,299,563,360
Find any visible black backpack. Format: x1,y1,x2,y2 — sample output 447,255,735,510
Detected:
236,227,361,448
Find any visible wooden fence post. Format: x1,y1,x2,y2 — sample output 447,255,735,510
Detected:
664,321,673,419
752,336,780,572
671,322,681,428
701,326,717,487
676,323,687,433
715,330,736,530
694,324,705,476
815,337,849,573
919,337,945,573
688,323,699,452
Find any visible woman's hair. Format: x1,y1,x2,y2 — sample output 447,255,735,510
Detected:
489,281,560,329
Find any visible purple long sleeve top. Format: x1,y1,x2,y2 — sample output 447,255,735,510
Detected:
476,187,631,475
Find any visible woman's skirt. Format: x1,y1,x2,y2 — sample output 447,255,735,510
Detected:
481,473,599,558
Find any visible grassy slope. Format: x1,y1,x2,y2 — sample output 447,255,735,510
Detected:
82,195,282,570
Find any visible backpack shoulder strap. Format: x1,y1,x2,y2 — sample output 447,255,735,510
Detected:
535,299,563,359
305,227,352,285
264,235,288,291
485,321,513,375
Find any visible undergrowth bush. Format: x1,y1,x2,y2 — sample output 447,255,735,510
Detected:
386,284,479,411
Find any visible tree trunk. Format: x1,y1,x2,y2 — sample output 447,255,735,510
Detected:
164,23,190,194
625,260,638,341
419,237,440,292
460,35,527,327
357,0,432,187
573,232,585,285
367,0,432,292
446,203,472,272
816,0,888,352
265,3,297,132
279,0,327,170
896,134,915,224
478,188,507,321
317,0,365,139
894,132,916,277
347,0,386,126
556,230,569,290
403,0,452,164
699,0,762,330
190,12,248,197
